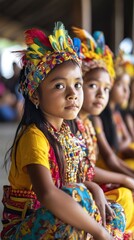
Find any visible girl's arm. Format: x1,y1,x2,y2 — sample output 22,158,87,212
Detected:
125,114,134,141
92,116,134,178
117,112,132,151
84,181,115,227
94,166,134,191
27,164,113,240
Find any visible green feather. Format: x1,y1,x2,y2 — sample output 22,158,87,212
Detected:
34,38,51,52
51,41,59,51
58,36,64,50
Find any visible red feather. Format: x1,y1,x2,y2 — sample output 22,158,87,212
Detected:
24,28,51,48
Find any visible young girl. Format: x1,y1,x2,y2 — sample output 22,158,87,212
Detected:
76,47,134,178
71,27,134,239
121,78,134,141
96,52,134,167
1,22,124,240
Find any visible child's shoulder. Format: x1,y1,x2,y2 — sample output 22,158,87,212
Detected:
20,124,49,147
25,124,44,135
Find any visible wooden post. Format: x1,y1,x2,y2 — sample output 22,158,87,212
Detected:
114,0,124,54
81,0,92,32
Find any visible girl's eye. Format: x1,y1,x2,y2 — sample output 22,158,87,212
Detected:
55,83,64,89
75,82,82,89
104,87,110,93
89,84,97,89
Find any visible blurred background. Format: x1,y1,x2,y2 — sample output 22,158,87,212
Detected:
0,0,134,234
0,0,134,123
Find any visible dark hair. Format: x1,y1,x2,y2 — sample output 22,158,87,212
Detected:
5,96,65,184
99,105,119,151
4,67,67,184
5,60,81,184
66,119,78,135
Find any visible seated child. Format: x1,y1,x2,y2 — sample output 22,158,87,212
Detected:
70,27,134,239
96,51,134,167
1,22,124,240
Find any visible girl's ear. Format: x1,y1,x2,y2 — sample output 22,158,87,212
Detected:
29,91,39,109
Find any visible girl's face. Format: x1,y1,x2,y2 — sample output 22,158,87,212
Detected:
34,61,83,128
110,73,130,106
81,68,111,116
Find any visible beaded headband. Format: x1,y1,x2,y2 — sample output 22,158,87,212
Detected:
114,50,134,79
19,22,81,97
72,27,115,83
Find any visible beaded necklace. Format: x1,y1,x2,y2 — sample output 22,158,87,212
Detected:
46,121,84,184
75,117,97,181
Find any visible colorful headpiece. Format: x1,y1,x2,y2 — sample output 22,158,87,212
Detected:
114,50,134,79
72,27,115,83
19,22,81,96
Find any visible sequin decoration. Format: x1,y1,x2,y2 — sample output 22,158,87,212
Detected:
46,122,85,184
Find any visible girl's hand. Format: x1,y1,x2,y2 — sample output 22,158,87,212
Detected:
92,186,115,227
85,181,115,227
28,165,114,238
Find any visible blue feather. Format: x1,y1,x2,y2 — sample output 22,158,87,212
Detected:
93,31,105,54
73,37,81,57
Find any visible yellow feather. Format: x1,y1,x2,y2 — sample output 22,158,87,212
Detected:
30,43,44,57
49,35,60,51
55,29,65,41
72,26,87,41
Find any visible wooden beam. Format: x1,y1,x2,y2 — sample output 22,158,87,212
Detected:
81,0,92,32
114,0,124,54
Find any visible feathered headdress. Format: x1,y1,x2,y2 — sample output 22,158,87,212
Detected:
72,27,115,83
19,22,81,97
114,50,134,79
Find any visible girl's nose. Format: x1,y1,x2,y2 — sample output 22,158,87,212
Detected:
66,88,77,100
67,95,77,100
97,88,105,98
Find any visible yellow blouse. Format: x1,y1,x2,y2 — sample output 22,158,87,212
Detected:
9,124,50,189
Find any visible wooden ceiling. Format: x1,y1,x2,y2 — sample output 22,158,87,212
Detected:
0,0,77,43
0,0,133,52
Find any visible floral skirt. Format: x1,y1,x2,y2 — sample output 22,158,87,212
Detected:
1,183,126,240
